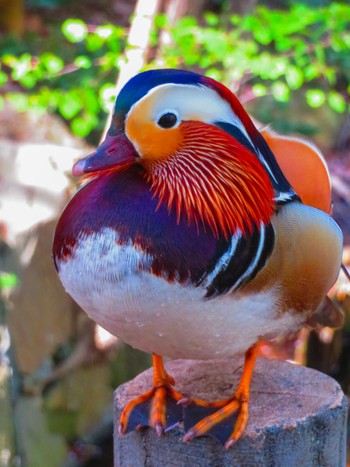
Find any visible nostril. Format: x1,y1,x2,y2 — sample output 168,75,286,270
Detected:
107,145,117,155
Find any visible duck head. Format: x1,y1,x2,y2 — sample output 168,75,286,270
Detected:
73,69,297,237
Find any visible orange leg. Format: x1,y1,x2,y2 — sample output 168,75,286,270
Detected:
183,342,260,449
119,354,184,436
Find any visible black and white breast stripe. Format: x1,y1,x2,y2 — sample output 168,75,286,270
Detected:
216,121,300,206
197,222,275,298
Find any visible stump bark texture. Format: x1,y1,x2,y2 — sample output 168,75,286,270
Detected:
114,357,347,467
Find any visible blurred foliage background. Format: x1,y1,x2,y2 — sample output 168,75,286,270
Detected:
0,0,349,466
1,1,350,142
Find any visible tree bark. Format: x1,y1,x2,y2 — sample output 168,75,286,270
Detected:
114,357,347,466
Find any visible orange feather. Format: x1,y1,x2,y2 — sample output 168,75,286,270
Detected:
262,130,331,214
144,122,275,238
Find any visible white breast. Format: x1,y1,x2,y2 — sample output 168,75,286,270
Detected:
57,228,303,360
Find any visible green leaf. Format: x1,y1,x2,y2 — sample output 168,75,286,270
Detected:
19,73,37,88
275,37,293,52
95,25,113,39
230,15,240,26
71,116,90,137
84,89,100,114
206,69,222,82
1,54,16,67
177,16,197,28
102,51,119,68
253,28,272,45
86,34,104,52
7,93,29,112
342,32,350,48
57,91,83,119
271,81,290,102
0,272,18,289
0,70,8,86
11,54,32,80
74,55,92,69
204,12,219,26
304,64,320,81
71,113,97,138
28,94,46,114
252,84,267,97
99,83,116,111
154,13,168,29
62,19,88,43
285,66,304,90
328,92,346,113
106,36,121,54
241,15,260,32
41,53,64,74
305,89,326,108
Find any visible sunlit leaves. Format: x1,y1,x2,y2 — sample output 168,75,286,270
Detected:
74,55,92,69
252,84,267,97
204,12,219,27
71,112,98,138
41,53,64,74
0,19,126,137
285,66,304,90
1,3,349,140
7,93,29,112
272,81,290,102
253,28,272,46
11,53,32,80
19,73,37,89
62,19,88,43
156,3,350,114
95,25,114,39
327,91,346,113
57,91,83,119
0,70,8,86
99,83,116,113
86,34,104,52
0,272,18,290
306,89,326,108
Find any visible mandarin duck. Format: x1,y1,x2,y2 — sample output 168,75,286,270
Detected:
53,69,343,448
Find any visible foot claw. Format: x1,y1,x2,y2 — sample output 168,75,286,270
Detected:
224,439,237,450
181,343,260,447
155,422,164,437
183,429,196,443
177,397,192,407
182,396,248,447
119,382,184,435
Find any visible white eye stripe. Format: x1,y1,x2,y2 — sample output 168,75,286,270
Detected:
126,82,254,148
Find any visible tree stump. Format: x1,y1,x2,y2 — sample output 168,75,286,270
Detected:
114,358,347,466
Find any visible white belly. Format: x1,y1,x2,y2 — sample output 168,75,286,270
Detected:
58,228,303,359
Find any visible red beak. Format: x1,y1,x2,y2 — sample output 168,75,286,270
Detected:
72,133,137,176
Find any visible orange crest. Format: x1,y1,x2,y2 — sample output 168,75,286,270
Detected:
261,130,332,214
144,122,275,238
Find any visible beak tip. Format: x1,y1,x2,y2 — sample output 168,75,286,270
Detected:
71,133,136,177
72,159,86,177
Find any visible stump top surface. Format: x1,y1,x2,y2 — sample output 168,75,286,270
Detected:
116,357,344,437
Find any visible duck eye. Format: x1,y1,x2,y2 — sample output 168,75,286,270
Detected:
157,112,178,129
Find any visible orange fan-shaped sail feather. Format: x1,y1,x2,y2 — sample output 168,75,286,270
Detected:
262,130,331,214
